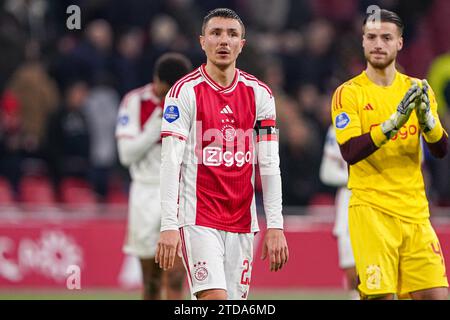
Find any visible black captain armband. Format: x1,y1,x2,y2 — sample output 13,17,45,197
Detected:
255,119,278,142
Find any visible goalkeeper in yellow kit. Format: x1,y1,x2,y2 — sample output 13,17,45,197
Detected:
331,9,448,300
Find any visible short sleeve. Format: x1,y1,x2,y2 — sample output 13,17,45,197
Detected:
161,86,192,140
331,84,361,145
115,93,140,138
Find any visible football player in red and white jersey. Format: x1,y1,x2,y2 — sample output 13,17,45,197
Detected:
116,53,192,299
155,8,289,300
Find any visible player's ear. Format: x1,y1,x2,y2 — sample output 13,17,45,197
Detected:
397,36,403,51
239,38,246,54
199,35,205,50
361,31,366,49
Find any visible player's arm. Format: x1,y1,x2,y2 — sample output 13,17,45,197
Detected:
156,87,191,270
416,80,448,158
319,127,348,187
255,92,288,272
332,84,375,165
117,106,162,167
156,135,185,270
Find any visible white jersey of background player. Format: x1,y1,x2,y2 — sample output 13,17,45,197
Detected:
156,8,289,300
320,125,358,299
116,53,192,300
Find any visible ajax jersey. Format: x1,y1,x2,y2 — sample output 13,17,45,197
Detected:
161,64,276,233
116,84,162,183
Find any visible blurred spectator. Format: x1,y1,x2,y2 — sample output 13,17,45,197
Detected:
113,28,144,96
0,62,59,196
425,52,450,206
428,53,450,117
285,0,313,29
242,0,290,32
139,14,189,84
261,59,322,206
106,0,164,29
279,100,322,206
84,79,120,202
312,0,358,24
4,0,49,42
55,19,115,87
45,80,90,200
0,90,22,198
0,10,26,93
283,19,336,93
7,62,59,157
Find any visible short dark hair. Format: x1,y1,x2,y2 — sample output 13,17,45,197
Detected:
154,53,193,87
363,9,404,35
202,8,245,38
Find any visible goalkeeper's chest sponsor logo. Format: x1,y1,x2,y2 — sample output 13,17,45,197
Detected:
370,123,418,140
335,112,350,129
164,105,179,123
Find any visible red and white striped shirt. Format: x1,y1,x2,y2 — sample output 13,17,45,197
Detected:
116,84,162,183
161,64,280,233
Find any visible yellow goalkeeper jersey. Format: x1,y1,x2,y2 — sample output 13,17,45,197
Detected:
331,70,443,223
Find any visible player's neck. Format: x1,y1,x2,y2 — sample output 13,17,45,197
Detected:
365,63,397,87
204,62,236,87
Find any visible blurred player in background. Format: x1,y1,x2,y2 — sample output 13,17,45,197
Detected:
116,53,192,299
155,8,288,300
320,125,358,300
331,8,448,299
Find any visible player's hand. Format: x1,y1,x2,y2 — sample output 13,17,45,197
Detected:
381,80,421,139
261,228,289,272
155,230,182,270
415,79,436,133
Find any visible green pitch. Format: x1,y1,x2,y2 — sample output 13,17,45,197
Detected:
0,288,349,300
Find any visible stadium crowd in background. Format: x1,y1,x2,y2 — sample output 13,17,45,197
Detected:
0,0,449,209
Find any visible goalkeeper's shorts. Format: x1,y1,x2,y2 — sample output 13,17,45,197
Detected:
348,204,448,297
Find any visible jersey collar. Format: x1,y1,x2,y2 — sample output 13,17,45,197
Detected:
200,63,239,94
142,83,161,104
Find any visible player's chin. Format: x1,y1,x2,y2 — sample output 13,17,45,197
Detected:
214,56,233,66
368,58,391,70
369,55,395,69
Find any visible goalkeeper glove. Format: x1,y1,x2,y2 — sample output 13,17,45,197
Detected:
415,79,435,133
380,81,421,139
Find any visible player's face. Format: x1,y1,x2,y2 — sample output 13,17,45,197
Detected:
200,17,245,68
362,22,403,69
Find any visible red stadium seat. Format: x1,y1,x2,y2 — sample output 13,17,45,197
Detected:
106,174,128,205
308,193,335,206
106,189,128,205
19,176,56,204
0,177,14,204
60,177,97,205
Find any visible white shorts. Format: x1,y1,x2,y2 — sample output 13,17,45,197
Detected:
337,230,355,269
180,225,254,300
333,187,354,269
123,181,161,258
